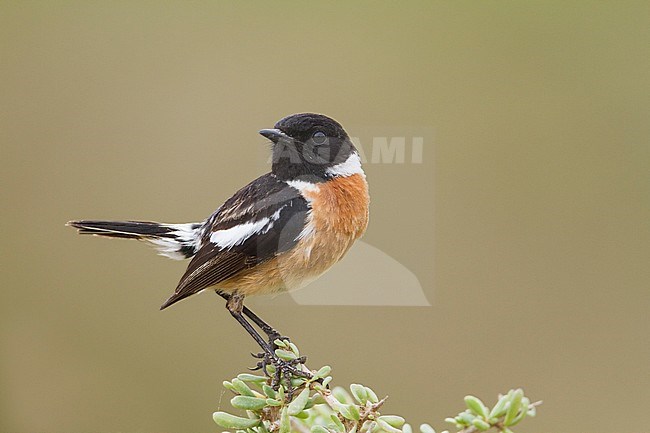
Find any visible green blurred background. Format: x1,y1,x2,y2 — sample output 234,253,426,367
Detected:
2,2,649,432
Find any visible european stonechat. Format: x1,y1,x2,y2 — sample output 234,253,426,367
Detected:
68,113,369,372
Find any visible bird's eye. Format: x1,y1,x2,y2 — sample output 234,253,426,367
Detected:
312,131,328,145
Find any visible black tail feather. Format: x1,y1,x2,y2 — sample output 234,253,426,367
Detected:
67,219,202,260
67,220,175,239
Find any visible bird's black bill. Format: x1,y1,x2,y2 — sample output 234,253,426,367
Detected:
259,128,288,143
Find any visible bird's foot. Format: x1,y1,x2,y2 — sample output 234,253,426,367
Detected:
269,355,310,397
248,349,311,392
248,335,301,370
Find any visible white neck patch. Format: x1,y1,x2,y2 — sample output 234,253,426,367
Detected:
326,152,364,178
286,180,321,197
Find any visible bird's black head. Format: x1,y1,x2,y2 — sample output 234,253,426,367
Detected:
259,113,359,182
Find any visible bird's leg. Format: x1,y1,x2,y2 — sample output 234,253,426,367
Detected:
216,292,288,347
225,293,273,356
243,307,286,345
222,293,310,388
223,295,278,379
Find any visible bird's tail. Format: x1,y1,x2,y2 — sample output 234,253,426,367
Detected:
67,220,203,260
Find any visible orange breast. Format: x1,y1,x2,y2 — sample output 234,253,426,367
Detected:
217,174,369,296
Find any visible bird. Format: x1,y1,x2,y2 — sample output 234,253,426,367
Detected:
68,113,369,370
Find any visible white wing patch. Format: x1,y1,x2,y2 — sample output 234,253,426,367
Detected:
210,219,270,249
209,205,287,250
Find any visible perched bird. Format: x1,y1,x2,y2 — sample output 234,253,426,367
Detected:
68,113,369,366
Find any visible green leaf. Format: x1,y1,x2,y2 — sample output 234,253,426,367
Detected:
350,384,368,404
265,398,282,406
332,386,351,404
288,388,311,416
275,349,297,361
508,397,529,426
330,414,345,432
339,404,360,421
237,373,267,384
471,418,491,431
304,396,316,410
279,407,290,433
274,339,287,348
223,381,237,392
376,418,401,433
364,386,379,404
212,412,260,429
231,379,255,397
457,411,475,425
288,342,300,356
378,416,405,428
503,389,523,426
402,423,413,433
312,426,330,433
230,396,267,411
314,365,332,379
419,424,435,433
262,384,277,399
489,394,509,418
464,395,489,418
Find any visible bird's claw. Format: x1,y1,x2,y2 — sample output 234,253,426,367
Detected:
247,350,311,390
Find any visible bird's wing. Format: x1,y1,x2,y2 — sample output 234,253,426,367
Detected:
160,173,309,309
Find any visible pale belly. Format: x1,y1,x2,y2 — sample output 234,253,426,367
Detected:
215,233,355,296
